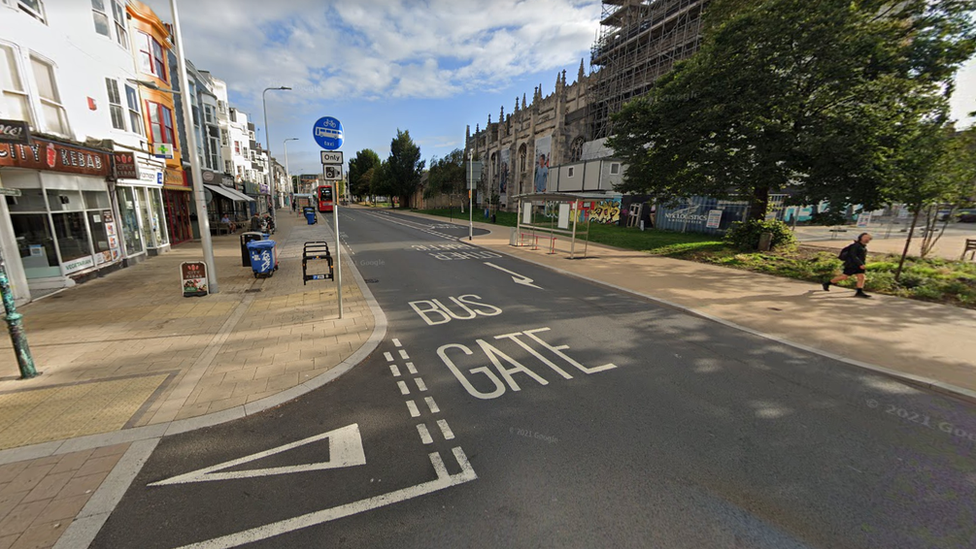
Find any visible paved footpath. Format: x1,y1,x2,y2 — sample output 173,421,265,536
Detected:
402,210,976,402
0,210,381,549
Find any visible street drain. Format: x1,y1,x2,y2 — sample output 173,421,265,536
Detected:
245,288,262,293
364,279,379,284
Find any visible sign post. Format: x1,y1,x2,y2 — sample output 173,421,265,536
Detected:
0,247,37,379
315,116,344,319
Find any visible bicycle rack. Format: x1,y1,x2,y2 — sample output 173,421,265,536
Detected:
302,241,334,285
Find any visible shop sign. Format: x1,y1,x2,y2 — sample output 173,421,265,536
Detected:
0,137,111,176
259,183,269,194
63,256,95,274
113,152,139,180
181,262,209,297
164,168,186,187
0,119,31,145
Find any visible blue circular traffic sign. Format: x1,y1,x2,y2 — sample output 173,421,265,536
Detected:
312,116,344,150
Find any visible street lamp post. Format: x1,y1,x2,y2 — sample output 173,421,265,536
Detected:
262,87,291,218
283,138,298,211
169,0,218,293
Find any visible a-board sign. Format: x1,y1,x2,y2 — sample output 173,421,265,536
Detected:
706,209,722,229
181,262,209,297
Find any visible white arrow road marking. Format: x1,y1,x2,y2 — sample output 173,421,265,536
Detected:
148,424,366,486
483,262,542,289
174,448,477,549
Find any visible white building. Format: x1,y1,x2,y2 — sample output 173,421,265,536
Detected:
0,0,169,303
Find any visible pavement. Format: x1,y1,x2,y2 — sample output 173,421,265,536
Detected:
0,205,973,548
0,210,380,549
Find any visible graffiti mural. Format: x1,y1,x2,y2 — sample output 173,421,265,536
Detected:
576,198,622,224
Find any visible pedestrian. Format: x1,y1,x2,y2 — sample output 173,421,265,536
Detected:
823,232,873,298
249,213,261,232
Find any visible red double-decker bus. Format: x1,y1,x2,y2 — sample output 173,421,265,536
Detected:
317,185,334,212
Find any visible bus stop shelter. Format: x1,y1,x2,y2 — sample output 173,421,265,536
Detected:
510,192,611,259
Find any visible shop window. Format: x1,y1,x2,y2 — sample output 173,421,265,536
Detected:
5,188,47,212
150,189,168,245
105,78,125,130
146,100,174,144
111,0,127,49
29,56,69,135
116,187,143,255
51,212,91,262
91,0,110,37
87,210,110,253
83,190,110,209
10,214,59,278
125,84,141,135
137,32,167,82
0,44,33,126
17,0,46,23
45,190,81,211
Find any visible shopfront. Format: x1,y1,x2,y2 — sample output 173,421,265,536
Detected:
0,137,123,293
113,151,169,261
163,168,191,245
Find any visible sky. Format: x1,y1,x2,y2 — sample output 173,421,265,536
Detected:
146,0,976,177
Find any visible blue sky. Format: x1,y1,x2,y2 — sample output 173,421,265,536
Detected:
147,0,976,176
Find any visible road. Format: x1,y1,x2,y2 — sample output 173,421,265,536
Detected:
92,208,976,549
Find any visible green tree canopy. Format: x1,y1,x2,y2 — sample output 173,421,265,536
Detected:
348,149,381,200
607,0,976,220
425,148,466,199
385,129,425,208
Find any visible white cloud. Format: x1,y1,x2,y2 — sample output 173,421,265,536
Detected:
145,0,600,106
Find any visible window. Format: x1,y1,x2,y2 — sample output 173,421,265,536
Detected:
217,100,225,114
567,167,575,178
30,56,68,135
91,0,110,37
204,104,214,124
221,131,228,146
224,160,232,174
111,1,127,48
208,135,219,170
234,141,240,154
17,0,46,23
105,78,125,130
0,45,32,125
609,162,620,175
146,101,174,144
124,84,141,135
137,32,167,82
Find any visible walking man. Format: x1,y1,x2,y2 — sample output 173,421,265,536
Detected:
823,232,872,298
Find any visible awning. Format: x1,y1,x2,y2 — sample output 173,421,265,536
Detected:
205,184,254,202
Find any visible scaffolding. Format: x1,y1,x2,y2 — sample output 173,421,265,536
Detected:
590,0,709,139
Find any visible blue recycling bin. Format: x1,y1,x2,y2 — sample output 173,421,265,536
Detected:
305,211,317,225
246,239,278,277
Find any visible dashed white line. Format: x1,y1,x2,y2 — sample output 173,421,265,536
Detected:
397,381,410,395
389,365,401,377
436,419,455,440
405,362,418,374
383,352,394,362
399,350,410,360
414,378,428,392
393,339,402,348
416,424,433,445
424,396,440,414
406,400,420,418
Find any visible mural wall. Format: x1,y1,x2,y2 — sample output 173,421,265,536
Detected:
533,136,551,193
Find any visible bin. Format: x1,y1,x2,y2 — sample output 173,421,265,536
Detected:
305,211,317,225
246,239,278,277
240,232,264,267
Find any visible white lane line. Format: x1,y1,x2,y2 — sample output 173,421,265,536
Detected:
436,419,455,441
416,424,433,445
406,400,420,418
175,449,477,549
383,352,394,362
397,381,410,396
389,365,401,377
393,339,402,347
424,396,440,414
399,350,410,360
414,378,428,392
405,362,418,374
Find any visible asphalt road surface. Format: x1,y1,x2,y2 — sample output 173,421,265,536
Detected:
93,208,976,549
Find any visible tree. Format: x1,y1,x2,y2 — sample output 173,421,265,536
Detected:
426,148,467,202
385,129,425,209
608,0,976,221
348,149,380,201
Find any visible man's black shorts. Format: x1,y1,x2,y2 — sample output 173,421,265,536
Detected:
843,265,863,276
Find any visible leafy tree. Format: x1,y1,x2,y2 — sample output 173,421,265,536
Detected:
426,148,467,201
385,129,425,209
348,149,380,201
608,0,976,221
